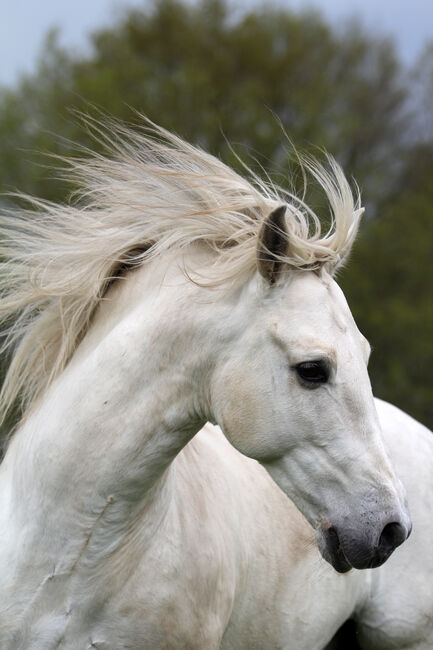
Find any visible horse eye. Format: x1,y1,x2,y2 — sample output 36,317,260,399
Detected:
295,360,329,387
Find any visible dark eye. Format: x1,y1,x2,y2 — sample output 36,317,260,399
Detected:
295,360,330,387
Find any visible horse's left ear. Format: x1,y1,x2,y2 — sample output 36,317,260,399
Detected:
256,205,288,285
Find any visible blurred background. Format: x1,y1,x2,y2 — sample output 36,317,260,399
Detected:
0,0,432,433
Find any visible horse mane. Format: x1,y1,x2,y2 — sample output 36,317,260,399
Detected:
0,117,362,425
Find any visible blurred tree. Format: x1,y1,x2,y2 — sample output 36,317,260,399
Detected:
0,0,431,429
412,41,433,142
0,0,408,203
341,142,433,427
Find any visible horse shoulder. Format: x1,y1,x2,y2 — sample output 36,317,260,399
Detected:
181,426,366,649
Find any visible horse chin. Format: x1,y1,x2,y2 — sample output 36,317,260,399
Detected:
316,525,353,574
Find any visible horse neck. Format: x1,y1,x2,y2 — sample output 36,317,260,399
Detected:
0,251,249,571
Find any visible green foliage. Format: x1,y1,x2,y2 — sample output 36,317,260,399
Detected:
0,0,431,429
0,0,407,202
341,144,433,427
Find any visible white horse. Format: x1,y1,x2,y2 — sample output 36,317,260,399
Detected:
0,121,413,648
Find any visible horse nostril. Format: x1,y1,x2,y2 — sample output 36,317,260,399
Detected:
378,521,407,555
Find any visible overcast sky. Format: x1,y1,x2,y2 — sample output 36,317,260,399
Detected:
2,0,433,87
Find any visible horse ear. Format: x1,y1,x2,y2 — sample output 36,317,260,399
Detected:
256,205,288,285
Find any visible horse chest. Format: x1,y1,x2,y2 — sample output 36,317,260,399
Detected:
2,559,231,649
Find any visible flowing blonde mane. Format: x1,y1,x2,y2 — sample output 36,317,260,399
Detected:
0,118,362,425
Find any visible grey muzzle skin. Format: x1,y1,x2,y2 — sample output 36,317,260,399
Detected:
317,515,412,573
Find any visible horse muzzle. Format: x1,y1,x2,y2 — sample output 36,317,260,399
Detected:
316,514,412,573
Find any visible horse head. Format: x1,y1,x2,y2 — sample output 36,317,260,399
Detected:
210,204,411,572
